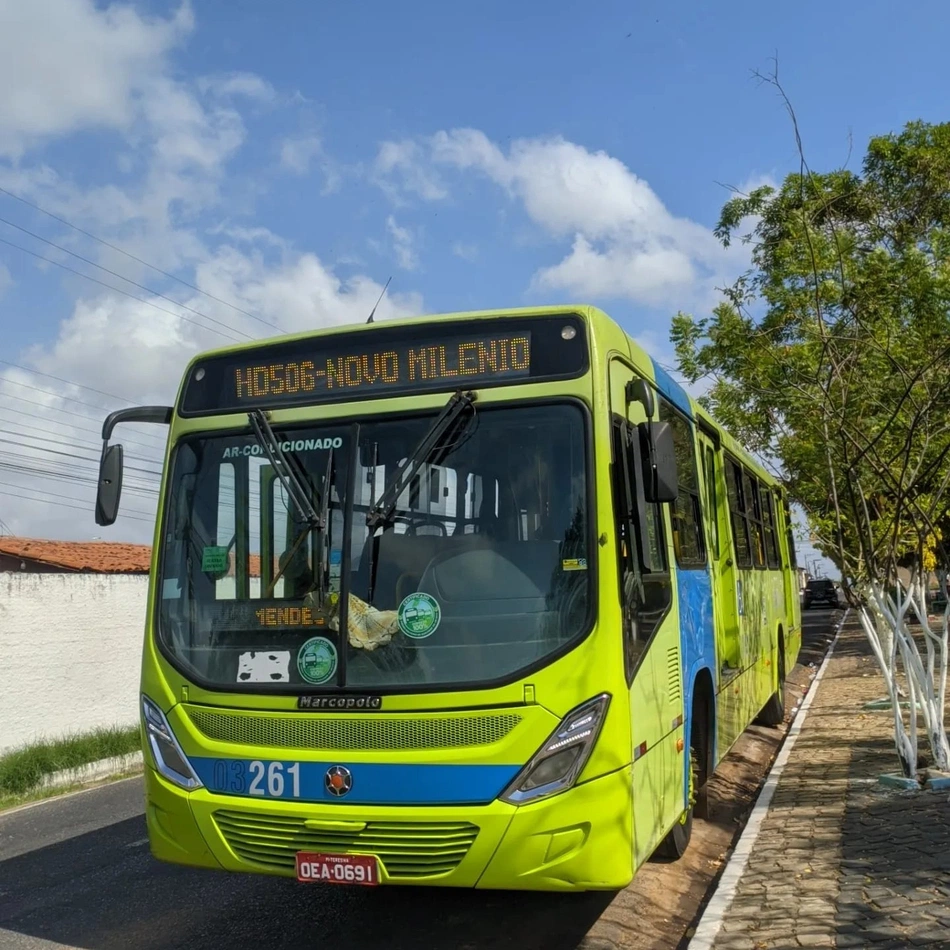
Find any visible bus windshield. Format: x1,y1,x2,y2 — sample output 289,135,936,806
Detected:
156,401,592,692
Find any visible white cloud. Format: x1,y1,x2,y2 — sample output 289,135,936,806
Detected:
0,0,193,158
734,172,781,197
532,236,698,307
452,242,478,262
2,251,422,543
374,140,447,203
197,72,276,103
386,215,418,271
377,128,751,310
0,0,424,544
278,131,342,194
280,134,322,174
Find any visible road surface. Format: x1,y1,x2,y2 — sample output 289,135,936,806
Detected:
0,608,837,950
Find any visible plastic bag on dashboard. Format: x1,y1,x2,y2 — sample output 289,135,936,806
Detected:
328,593,399,651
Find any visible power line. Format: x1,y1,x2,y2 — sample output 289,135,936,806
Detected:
0,358,136,405
0,212,279,338
0,184,279,331
0,404,169,454
0,465,159,509
0,485,156,524
0,234,247,343
0,378,169,444
2,447,161,480
0,430,163,474
1,390,168,444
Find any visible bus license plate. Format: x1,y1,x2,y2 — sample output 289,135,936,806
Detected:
296,852,379,886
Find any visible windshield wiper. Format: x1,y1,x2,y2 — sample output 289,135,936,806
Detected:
248,409,329,601
249,410,320,524
363,390,476,606
366,390,477,531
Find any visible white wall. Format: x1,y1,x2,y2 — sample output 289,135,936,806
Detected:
0,573,147,755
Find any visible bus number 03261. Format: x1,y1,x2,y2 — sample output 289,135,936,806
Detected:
212,759,301,798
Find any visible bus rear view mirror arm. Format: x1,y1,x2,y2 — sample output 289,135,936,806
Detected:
100,406,173,442
95,406,172,527
638,420,678,504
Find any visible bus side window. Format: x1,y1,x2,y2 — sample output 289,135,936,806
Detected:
761,487,781,569
611,416,672,684
778,490,797,569
703,445,720,558
725,458,753,568
744,470,765,568
658,401,706,567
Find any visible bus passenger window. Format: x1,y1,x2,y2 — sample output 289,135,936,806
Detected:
704,446,720,558
725,459,752,568
761,487,781,569
658,401,706,567
744,471,765,568
611,417,672,683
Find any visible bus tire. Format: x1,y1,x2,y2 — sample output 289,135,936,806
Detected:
756,634,786,727
654,708,707,860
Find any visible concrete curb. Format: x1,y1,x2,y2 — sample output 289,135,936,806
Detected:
687,608,851,950
40,750,144,791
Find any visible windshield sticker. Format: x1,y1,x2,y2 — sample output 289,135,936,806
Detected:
222,437,343,459
297,636,338,684
397,592,442,640
562,558,588,572
201,545,230,573
238,651,290,683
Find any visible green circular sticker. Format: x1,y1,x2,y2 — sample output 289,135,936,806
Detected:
397,592,442,639
297,637,338,684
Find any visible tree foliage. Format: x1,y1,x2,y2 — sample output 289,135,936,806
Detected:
672,119,950,584
672,91,950,778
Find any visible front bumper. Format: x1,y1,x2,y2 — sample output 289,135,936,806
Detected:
144,763,633,892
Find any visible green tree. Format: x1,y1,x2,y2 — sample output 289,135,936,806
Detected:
672,88,950,780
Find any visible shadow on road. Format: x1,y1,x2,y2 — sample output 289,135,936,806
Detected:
0,816,615,950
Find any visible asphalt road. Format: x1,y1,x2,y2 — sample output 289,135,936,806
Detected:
0,607,840,950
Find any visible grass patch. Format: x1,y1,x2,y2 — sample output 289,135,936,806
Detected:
0,726,142,797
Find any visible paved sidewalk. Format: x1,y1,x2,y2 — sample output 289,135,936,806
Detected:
706,619,950,950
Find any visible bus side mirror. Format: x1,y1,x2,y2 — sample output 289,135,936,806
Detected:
625,378,655,418
639,421,678,503
95,443,125,526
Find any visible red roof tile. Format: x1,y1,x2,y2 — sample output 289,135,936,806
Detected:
0,537,153,573
0,537,270,576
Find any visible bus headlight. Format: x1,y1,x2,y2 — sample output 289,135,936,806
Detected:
142,695,203,791
500,693,611,805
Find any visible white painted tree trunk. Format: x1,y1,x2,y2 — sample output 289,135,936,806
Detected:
857,570,950,781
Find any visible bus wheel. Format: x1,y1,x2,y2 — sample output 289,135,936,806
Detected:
654,739,699,860
756,638,786,727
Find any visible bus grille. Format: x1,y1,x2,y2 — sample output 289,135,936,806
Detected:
184,706,521,751
213,809,479,878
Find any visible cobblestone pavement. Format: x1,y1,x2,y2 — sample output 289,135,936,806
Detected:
710,620,950,950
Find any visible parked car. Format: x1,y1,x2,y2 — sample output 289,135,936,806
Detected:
803,578,838,609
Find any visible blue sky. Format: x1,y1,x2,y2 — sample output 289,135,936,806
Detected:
1,0,946,573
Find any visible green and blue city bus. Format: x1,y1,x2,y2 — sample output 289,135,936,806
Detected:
95,304,800,891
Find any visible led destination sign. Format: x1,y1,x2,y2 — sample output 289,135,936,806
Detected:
180,315,588,414
235,333,530,402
